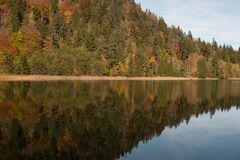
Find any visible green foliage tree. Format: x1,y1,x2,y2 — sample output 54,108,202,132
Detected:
75,47,93,75
91,54,108,76
0,0,240,77
212,54,219,78
48,49,75,75
29,53,48,74
197,58,208,78
0,52,14,73
7,0,26,32
49,0,67,48
132,48,149,76
15,54,30,75
156,49,177,76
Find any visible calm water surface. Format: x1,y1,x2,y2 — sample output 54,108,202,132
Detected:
0,80,240,160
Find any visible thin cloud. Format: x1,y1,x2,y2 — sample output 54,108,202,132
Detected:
135,0,240,49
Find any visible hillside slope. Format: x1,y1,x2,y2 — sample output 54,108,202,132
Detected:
0,0,240,78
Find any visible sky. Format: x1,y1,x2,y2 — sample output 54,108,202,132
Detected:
135,0,240,50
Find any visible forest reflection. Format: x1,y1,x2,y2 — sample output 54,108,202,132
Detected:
0,80,240,160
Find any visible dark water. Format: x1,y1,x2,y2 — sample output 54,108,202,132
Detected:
0,80,240,160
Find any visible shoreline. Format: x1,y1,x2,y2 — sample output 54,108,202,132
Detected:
0,75,235,81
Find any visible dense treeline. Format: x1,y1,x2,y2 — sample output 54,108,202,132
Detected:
0,0,240,78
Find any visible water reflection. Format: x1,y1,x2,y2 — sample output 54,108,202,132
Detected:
0,81,240,160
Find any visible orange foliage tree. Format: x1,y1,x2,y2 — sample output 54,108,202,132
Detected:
26,0,50,20
58,0,74,23
20,20,43,53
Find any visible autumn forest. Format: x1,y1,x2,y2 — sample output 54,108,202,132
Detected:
1,0,240,78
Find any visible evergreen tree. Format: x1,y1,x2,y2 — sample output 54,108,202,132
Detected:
49,0,67,48
197,58,208,78
133,48,149,76
0,0,240,77
212,54,219,78
16,54,30,74
0,52,14,73
29,53,48,74
8,0,26,32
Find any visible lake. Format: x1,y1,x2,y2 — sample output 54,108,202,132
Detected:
0,80,240,160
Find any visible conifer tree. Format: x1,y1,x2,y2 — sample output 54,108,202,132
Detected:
8,0,26,32
197,58,208,78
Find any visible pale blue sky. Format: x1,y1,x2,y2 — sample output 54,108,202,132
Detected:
135,0,240,50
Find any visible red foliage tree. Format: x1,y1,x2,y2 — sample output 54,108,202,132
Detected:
0,4,11,26
0,28,14,52
146,48,157,64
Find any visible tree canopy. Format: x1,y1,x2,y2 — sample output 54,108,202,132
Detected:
0,0,240,78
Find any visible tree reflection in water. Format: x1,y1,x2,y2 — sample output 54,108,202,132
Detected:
0,80,239,160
